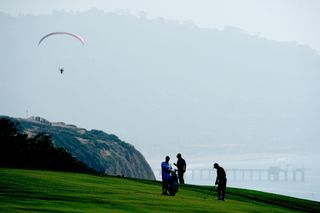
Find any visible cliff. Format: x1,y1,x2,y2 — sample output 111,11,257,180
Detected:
1,116,155,180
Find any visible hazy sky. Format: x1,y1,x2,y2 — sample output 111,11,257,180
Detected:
1,0,320,53
1,1,320,201
1,0,320,165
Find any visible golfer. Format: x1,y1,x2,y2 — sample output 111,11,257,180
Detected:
213,163,227,200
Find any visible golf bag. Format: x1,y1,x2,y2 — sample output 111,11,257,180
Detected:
168,169,179,196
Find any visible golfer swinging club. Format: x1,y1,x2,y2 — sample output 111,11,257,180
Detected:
213,163,227,200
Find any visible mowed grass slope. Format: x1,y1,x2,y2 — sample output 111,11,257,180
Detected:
0,168,319,212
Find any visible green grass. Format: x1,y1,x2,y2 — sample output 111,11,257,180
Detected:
0,168,319,212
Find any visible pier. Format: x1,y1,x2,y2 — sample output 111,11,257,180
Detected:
153,167,304,182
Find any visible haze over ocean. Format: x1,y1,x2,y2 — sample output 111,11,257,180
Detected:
1,0,320,201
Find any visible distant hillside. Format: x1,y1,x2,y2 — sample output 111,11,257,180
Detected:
0,115,155,180
1,10,320,166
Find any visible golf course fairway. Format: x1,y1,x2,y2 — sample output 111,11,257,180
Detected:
1,168,319,212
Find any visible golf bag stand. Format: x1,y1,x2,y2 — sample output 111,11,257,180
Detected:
168,169,179,196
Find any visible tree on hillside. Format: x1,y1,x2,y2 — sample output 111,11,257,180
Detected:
0,118,28,167
0,118,18,138
0,118,95,173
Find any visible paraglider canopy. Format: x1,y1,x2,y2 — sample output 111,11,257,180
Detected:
38,32,85,46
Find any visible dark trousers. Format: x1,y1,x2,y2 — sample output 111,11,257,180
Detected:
178,171,185,184
162,179,169,194
217,178,227,200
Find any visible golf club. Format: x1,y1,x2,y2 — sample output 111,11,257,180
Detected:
203,185,216,199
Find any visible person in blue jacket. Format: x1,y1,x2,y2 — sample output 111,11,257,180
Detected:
161,156,172,195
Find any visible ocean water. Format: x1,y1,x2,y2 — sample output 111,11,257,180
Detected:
153,168,320,202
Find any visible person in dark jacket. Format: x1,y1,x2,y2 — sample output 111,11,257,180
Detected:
174,153,186,184
213,163,227,200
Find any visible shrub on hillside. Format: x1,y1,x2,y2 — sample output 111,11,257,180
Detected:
0,118,95,173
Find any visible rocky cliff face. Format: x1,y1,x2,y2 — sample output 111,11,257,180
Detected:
1,116,155,180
